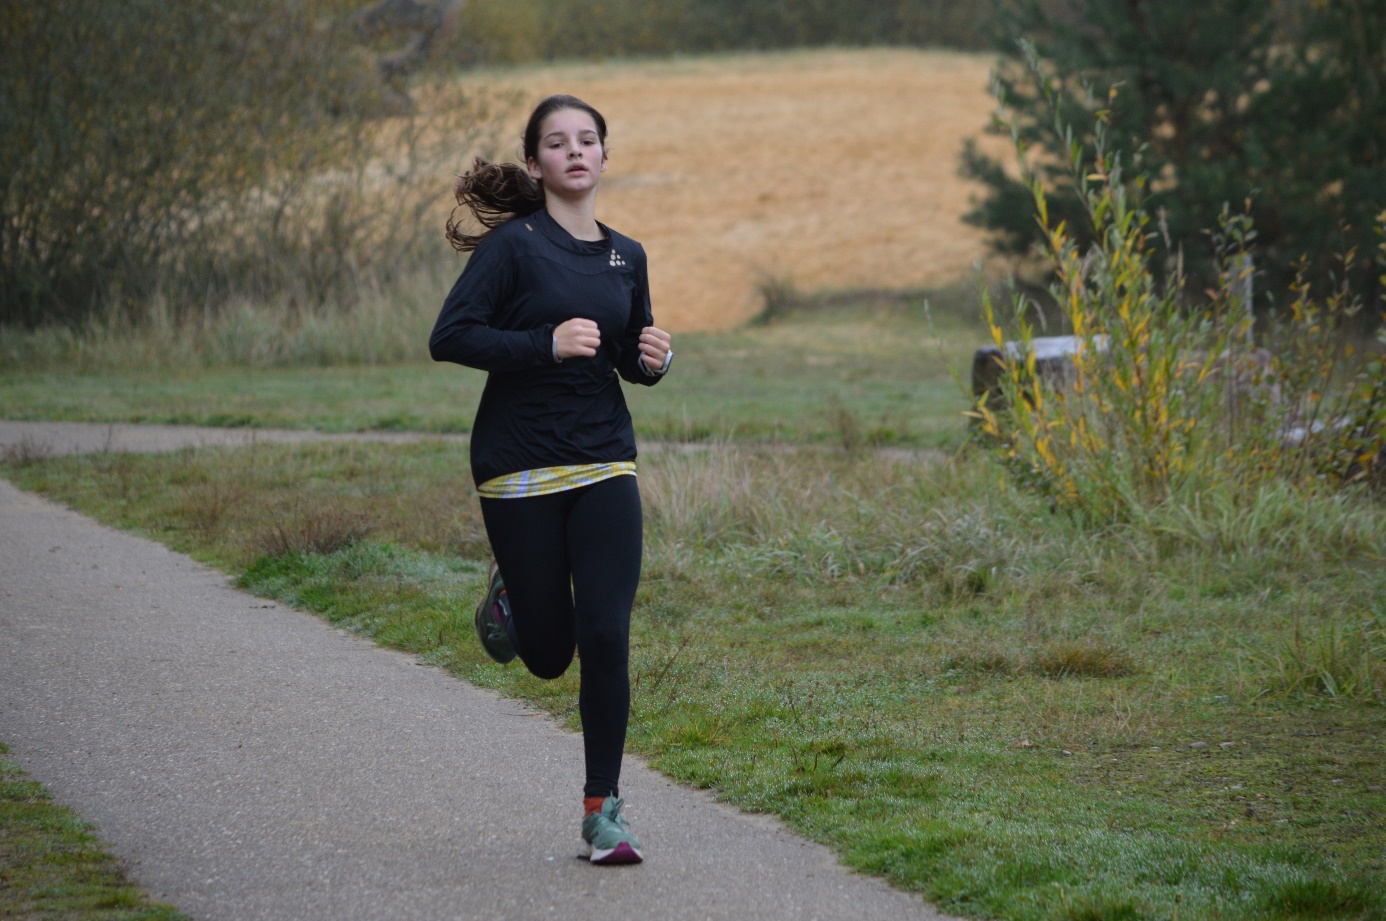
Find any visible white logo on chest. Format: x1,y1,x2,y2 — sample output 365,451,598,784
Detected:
608,250,626,268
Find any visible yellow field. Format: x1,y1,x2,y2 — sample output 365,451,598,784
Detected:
470,49,1005,331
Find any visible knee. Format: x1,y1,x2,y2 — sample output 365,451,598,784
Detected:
521,648,574,681
579,619,629,668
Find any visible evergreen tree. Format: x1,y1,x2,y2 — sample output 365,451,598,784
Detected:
962,0,1386,310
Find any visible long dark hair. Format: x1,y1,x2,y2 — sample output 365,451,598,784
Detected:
446,94,609,252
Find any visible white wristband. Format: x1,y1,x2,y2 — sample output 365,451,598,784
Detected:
643,349,673,376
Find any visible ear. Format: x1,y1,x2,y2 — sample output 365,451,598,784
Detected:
599,149,608,173
526,157,542,180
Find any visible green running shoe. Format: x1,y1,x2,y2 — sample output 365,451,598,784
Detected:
473,562,516,664
581,796,643,864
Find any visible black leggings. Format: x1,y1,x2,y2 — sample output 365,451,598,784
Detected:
480,474,641,799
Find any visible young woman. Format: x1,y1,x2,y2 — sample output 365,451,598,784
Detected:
429,95,672,865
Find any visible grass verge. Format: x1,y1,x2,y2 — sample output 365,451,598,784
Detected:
4,438,1383,921
0,743,189,920
0,282,983,450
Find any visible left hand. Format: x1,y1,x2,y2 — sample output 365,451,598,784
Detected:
638,326,672,372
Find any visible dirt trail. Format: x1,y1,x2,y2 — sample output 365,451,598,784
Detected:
467,49,1005,330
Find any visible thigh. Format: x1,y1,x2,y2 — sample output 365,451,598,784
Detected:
566,475,642,645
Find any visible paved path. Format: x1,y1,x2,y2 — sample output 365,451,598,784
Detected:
0,421,952,921
0,420,470,456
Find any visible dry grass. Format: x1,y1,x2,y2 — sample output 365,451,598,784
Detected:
1029,639,1137,679
434,49,1006,330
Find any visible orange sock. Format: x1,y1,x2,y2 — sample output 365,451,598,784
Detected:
583,796,606,817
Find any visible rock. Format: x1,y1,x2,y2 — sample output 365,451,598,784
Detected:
971,335,1109,412
1220,742,1235,749
971,337,1295,436
1189,741,1208,751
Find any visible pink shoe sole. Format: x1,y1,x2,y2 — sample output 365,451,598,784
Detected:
589,841,644,864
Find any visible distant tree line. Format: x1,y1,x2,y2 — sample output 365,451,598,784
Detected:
452,0,993,65
962,0,1386,314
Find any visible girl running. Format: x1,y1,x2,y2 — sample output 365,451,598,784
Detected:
429,94,672,865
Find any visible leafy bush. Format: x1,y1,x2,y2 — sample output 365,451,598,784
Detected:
971,51,1386,522
0,0,505,328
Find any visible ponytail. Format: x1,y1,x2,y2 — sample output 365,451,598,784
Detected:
445,157,544,253
446,95,609,253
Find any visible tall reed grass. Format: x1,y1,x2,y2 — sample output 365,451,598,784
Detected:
641,444,1384,700
1,263,452,371
639,446,1386,596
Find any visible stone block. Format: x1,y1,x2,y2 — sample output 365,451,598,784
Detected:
971,335,1107,409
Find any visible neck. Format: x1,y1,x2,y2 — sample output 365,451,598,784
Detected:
543,194,603,242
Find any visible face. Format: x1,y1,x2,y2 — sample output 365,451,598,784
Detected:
526,108,607,199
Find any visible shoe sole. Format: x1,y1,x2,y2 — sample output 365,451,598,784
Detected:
474,566,516,664
589,841,643,864
473,603,515,664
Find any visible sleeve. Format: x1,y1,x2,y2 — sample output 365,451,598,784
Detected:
428,233,554,373
616,243,664,387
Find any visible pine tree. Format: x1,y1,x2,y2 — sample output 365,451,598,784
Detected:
962,0,1386,310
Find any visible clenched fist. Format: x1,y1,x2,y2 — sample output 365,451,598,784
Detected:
554,317,601,360
638,326,672,372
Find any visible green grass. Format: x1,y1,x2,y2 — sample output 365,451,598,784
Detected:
4,289,1383,919
0,743,190,920
0,284,983,450
5,432,1383,921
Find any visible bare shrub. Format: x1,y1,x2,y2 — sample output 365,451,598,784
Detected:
1,0,510,329
753,275,800,326
255,503,375,557
1,436,52,467
825,396,867,454
183,480,250,539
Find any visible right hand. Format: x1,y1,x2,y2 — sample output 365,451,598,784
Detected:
554,317,601,360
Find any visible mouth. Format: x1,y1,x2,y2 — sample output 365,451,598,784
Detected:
565,166,588,174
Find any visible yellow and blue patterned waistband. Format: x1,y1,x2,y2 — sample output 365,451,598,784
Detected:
477,462,637,499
